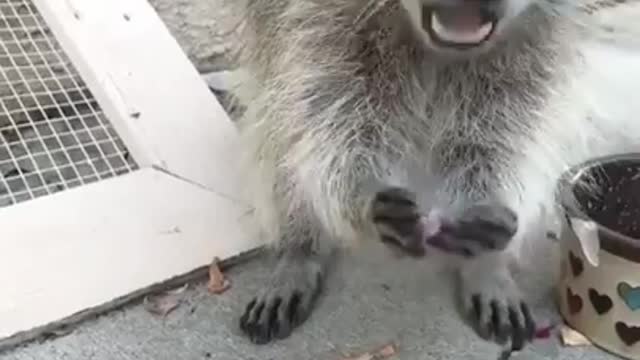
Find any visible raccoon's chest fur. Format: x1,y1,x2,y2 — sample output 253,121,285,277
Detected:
354,8,569,203
380,53,556,206
360,20,557,172
413,69,541,181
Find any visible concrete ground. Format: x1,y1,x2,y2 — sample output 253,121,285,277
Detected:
0,242,618,360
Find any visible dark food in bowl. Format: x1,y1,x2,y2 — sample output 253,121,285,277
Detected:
572,159,640,240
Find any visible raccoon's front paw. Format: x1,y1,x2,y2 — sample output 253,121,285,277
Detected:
426,203,518,257
239,257,324,344
371,186,428,257
460,265,536,351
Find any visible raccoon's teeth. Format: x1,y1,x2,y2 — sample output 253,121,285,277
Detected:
430,11,493,45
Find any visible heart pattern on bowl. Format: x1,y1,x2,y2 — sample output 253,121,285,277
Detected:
588,288,613,315
618,282,640,311
616,322,640,347
569,251,584,277
567,287,583,315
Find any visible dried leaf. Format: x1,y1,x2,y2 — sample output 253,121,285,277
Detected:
166,283,189,295
340,343,398,360
560,325,592,347
208,257,231,294
143,293,181,317
40,325,74,341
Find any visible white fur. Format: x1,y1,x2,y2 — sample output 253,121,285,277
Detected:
585,1,640,48
510,40,640,258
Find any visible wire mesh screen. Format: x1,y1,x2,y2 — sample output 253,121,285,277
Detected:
0,0,138,207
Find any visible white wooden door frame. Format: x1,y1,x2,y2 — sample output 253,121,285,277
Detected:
0,0,262,342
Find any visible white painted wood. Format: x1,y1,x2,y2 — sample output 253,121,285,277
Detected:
0,0,263,341
0,168,260,339
34,0,246,204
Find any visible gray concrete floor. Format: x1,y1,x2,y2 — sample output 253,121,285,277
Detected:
1,243,617,360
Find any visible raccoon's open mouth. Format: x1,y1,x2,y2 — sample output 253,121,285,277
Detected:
422,5,498,49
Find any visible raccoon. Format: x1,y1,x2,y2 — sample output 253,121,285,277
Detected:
228,0,640,350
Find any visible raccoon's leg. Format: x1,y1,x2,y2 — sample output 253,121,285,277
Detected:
436,202,537,350
425,140,540,349
239,209,335,345
458,251,536,351
238,153,385,344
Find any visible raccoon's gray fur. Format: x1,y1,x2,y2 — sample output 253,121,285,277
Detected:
229,0,640,348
